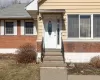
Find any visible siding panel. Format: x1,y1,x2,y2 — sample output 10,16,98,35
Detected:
39,0,100,40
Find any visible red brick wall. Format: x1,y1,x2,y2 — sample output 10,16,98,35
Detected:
0,20,37,49
64,42,100,52
0,36,37,48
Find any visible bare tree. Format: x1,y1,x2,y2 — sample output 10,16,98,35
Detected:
0,0,32,9
0,1,10,9
26,0,31,4
12,0,19,4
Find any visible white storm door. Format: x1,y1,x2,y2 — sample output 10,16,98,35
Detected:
44,18,57,49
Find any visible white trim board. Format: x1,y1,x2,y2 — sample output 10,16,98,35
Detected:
25,0,38,11
21,20,37,35
36,52,41,63
64,39,100,42
64,52,100,63
0,48,18,54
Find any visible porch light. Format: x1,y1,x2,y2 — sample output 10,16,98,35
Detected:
39,17,42,21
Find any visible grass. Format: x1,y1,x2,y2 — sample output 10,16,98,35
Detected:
0,59,40,80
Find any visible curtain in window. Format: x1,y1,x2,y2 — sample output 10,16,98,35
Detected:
80,15,91,37
68,15,79,37
93,15,100,37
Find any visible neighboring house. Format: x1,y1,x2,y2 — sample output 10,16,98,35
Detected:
0,0,100,63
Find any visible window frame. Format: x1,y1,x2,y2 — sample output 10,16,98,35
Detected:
67,14,93,40
4,20,14,35
93,14,100,38
24,20,34,35
79,15,92,38
67,15,79,38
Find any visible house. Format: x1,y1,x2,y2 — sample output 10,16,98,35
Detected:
0,0,100,63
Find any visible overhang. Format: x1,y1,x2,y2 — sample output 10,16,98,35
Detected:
25,0,38,11
39,9,65,13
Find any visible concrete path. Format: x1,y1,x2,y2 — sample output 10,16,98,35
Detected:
68,75,100,80
40,67,68,80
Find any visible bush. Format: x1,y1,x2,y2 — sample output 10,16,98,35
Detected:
16,43,36,63
90,56,100,68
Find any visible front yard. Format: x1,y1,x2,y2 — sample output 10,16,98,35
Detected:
0,59,40,80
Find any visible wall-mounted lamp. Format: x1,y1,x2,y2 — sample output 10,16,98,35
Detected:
39,17,42,21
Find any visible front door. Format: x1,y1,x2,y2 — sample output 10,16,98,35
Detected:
43,14,62,49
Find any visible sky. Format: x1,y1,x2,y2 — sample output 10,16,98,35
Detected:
0,0,32,8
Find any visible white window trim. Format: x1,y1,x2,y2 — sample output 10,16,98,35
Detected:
66,14,100,42
1,20,17,35
21,20,37,36
1,20,4,35
21,20,24,35
5,21,14,35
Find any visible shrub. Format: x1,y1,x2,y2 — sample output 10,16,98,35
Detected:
90,56,100,68
16,43,36,63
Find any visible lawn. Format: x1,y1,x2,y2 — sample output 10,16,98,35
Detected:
0,59,40,80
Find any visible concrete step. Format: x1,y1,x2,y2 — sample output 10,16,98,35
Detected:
44,52,62,56
45,49,61,52
40,67,67,80
43,56,63,61
43,61,64,64
40,62,67,67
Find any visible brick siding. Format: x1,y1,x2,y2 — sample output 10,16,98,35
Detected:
64,42,100,52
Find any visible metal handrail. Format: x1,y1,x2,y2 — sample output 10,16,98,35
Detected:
41,37,45,62
61,37,65,63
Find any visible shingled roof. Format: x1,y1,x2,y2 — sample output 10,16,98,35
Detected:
0,4,32,19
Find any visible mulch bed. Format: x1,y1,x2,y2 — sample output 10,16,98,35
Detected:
67,63,100,75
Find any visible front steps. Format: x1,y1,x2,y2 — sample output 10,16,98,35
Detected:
44,52,62,56
40,49,66,67
43,56,63,61
40,49,67,80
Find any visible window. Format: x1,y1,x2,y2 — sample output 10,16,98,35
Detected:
24,22,34,35
93,15,100,37
68,15,79,37
5,22,14,34
68,15,91,38
80,15,91,37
